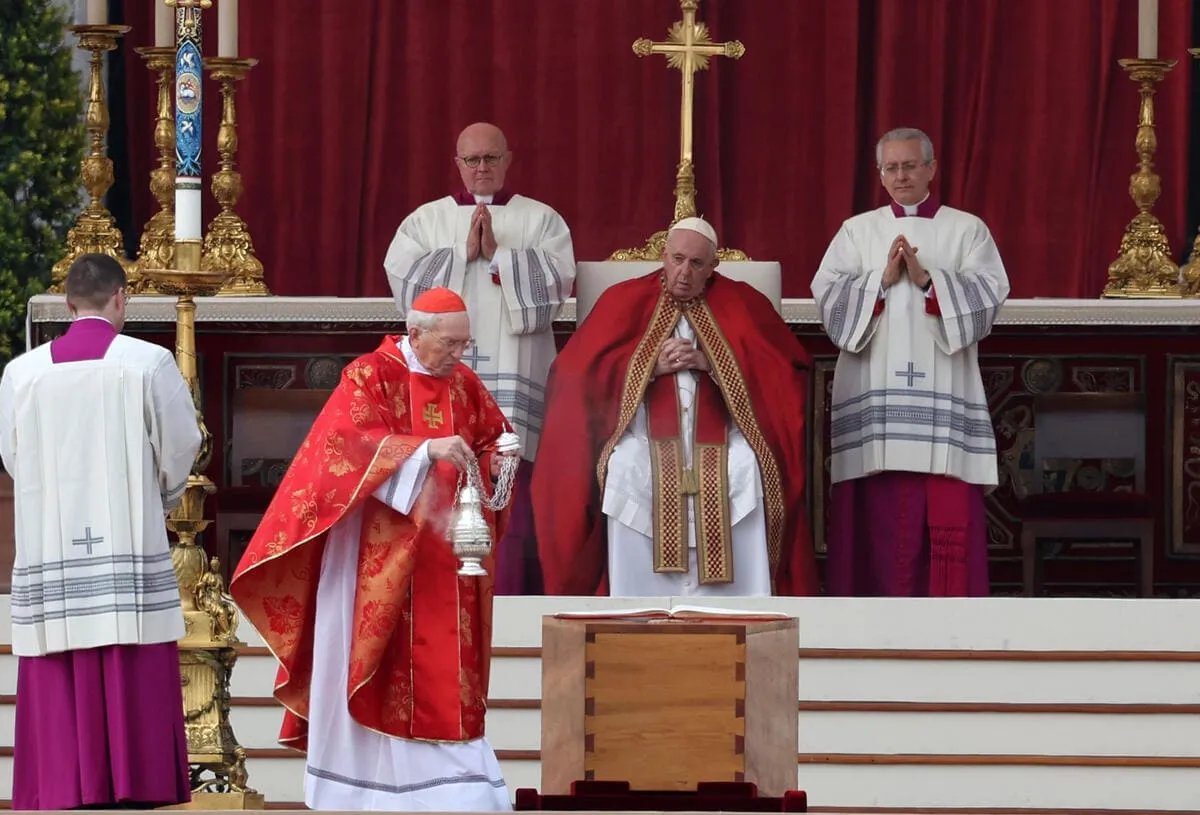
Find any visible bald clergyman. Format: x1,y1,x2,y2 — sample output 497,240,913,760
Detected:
533,218,819,598
384,122,576,596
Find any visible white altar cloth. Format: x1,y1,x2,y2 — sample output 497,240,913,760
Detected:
25,293,1200,351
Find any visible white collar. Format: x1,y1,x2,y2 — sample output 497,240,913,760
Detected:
72,315,115,326
474,194,493,204
898,192,931,216
400,335,432,376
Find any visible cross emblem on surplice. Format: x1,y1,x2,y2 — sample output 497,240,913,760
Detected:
422,402,445,429
72,526,104,555
461,346,491,370
633,0,744,221
895,362,927,387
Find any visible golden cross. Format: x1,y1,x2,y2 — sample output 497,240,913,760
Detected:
633,0,744,222
422,402,444,429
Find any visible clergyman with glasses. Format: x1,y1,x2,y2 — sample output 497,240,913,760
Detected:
231,287,518,811
384,122,576,597
811,127,1010,598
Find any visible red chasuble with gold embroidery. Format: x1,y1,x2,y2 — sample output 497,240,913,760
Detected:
533,271,819,597
230,336,511,750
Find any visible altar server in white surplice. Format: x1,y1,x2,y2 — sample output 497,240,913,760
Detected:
0,253,201,810
383,121,575,596
812,128,1010,599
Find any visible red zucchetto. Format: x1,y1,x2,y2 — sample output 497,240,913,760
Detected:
411,287,467,313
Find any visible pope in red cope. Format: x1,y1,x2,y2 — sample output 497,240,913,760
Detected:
533,217,819,597
230,287,517,811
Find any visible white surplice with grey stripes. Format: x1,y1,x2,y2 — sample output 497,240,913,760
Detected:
0,334,201,656
811,204,1010,487
384,194,575,461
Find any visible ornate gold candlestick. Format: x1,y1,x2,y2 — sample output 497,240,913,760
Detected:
201,57,269,296
131,46,177,294
612,0,747,262
144,1,262,805
51,25,135,292
1179,49,1200,296
143,263,263,808
1103,58,1180,298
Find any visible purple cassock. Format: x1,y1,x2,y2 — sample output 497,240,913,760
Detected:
12,317,191,810
824,199,991,598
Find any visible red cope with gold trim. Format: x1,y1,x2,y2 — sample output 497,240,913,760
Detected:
533,271,820,597
229,335,512,750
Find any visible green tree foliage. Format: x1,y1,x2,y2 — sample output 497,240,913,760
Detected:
0,0,85,365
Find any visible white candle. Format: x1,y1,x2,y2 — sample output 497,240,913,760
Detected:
86,0,106,25
218,0,239,57
155,1,173,48
1138,0,1158,59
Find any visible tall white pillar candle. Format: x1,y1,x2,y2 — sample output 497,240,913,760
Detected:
155,1,173,47
1138,0,1159,59
86,0,106,25
218,0,238,57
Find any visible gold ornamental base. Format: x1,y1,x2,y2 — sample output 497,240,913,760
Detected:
1102,212,1181,298
1180,234,1200,296
163,791,266,810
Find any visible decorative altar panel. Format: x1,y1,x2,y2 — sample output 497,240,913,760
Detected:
25,294,1200,595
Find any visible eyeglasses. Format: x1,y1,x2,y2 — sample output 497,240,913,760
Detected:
879,161,930,177
458,153,505,168
435,334,476,353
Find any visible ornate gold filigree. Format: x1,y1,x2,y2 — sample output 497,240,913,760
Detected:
200,57,269,296
633,20,744,72
1104,59,1181,299
618,1,747,260
51,26,135,292
610,228,750,262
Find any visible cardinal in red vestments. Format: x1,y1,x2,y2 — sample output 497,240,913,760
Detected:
230,288,517,812
533,218,819,597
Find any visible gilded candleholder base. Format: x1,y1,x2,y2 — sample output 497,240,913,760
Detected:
1181,232,1200,297
52,25,134,293
131,46,179,294
200,57,269,296
1103,58,1180,299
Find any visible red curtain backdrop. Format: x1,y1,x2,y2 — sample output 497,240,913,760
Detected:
118,0,1193,299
